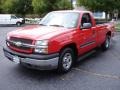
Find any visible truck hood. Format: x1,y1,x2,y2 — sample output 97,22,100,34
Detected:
8,25,73,40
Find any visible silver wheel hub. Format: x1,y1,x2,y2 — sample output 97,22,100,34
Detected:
17,23,20,26
62,53,72,70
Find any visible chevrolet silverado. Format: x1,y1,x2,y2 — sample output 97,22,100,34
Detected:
3,10,115,73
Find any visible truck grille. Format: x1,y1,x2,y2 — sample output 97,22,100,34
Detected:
7,37,33,53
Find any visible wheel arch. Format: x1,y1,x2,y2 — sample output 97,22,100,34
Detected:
60,43,78,57
106,31,112,37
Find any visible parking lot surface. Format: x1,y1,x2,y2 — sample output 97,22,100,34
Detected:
0,26,120,90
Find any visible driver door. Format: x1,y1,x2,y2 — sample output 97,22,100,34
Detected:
80,13,97,54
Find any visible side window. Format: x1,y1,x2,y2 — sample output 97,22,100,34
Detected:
81,13,92,27
11,15,17,19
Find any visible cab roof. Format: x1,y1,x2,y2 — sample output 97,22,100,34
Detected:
52,10,91,14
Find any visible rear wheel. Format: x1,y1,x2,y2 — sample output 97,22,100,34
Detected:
101,35,111,51
16,22,21,27
57,48,74,73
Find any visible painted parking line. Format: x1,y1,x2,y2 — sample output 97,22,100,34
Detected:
73,68,120,80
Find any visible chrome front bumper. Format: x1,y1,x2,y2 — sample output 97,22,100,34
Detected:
3,47,59,70
20,57,59,70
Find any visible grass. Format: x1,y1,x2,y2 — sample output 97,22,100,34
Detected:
115,23,120,32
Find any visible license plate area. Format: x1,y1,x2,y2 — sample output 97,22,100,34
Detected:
4,51,20,64
13,56,20,64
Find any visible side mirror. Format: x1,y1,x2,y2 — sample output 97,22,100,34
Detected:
81,23,92,29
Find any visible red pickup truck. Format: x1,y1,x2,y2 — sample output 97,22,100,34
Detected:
3,10,115,73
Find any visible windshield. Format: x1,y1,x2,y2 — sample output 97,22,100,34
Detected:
39,12,80,28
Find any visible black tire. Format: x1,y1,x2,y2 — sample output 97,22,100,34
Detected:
16,22,21,27
57,48,74,73
101,35,111,51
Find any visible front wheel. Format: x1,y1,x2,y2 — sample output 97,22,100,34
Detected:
57,48,74,73
101,35,111,51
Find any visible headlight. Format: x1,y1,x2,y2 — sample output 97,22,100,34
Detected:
34,40,48,54
6,36,10,46
7,36,10,40
35,40,48,46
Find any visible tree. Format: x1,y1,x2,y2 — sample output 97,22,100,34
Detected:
0,0,6,13
14,0,33,16
32,0,48,16
77,0,113,11
0,0,3,13
55,0,72,10
2,0,33,16
77,0,120,19
1,0,72,16
2,0,15,13
32,0,72,16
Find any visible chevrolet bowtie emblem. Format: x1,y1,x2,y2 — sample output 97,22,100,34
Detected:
14,41,22,47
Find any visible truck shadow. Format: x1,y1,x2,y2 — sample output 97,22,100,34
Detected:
12,49,103,80
75,41,116,68
14,65,61,81
75,49,102,67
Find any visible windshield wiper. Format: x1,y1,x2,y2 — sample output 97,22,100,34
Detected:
49,24,64,27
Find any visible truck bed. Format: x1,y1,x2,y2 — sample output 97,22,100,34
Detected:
95,19,110,25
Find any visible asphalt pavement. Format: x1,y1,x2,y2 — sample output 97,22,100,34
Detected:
0,26,120,90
